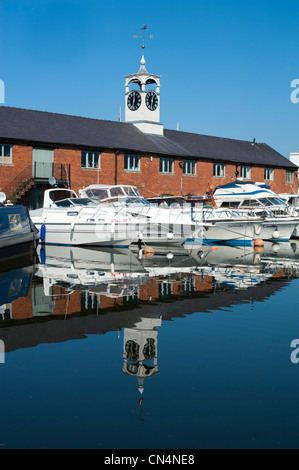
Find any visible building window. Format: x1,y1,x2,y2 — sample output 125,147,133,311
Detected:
81,151,101,169
264,167,274,181
213,162,225,177
183,160,196,175
240,165,251,179
286,170,294,183
160,157,174,174
0,143,12,164
124,154,140,171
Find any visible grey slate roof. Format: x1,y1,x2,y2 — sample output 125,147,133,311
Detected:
0,105,295,169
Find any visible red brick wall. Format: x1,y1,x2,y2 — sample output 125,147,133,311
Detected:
0,144,297,201
0,144,33,196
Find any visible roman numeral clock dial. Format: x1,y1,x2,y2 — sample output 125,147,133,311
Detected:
127,91,141,111
146,91,158,111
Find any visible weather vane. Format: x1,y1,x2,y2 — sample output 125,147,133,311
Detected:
133,26,153,51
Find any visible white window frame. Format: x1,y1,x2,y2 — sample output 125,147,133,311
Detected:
0,143,12,164
183,160,196,175
160,157,174,174
124,154,140,172
264,167,274,181
286,170,294,183
213,162,225,177
240,165,251,179
81,151,101,169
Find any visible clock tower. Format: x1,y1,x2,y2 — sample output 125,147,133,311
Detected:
125,29,163,135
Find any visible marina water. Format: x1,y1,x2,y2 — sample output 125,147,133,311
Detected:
1,241,299,449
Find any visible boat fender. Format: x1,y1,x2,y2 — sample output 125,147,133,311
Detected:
167,232,174,240
40,224,46,242
143,246,155,257
254,238,264,247
272,229,280,239
40,247,46,264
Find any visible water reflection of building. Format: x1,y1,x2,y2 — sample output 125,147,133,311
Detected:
1,242,299,325
123,317,162,397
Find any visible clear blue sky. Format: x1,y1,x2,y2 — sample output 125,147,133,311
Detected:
0,0,298,158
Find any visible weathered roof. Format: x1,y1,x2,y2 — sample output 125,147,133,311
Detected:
0,105,295,169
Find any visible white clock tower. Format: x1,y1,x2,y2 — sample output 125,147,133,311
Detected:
125,27,163,136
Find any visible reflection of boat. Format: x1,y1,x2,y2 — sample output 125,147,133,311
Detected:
260,240,299,272
211,179,299,241
184,242,272,289
0,193,39,260
36,244,148,298
30,188,146,247
0,262,37,321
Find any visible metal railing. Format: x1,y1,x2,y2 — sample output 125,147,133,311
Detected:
1,162,71,198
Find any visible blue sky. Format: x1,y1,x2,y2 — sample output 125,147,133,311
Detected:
0,0,298,157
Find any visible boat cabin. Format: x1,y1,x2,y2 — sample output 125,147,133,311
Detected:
78,184,150,207
42,188,96,209
212,179,288,210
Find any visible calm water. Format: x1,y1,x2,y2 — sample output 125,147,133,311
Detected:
1,241,299,449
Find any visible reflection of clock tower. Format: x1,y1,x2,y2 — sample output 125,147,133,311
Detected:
125,37,163,136
122,317,161,396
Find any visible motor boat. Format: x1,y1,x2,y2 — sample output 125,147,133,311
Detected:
79,184,267,246
188,207,264,246
210,179,299,241
29,188,146,247
0,191,39,260
78,184,204,246
279,193,299,238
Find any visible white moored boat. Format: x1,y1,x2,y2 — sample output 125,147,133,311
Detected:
30,188,146,247
210,179,299,241
188,207,264,246
78,184,204,246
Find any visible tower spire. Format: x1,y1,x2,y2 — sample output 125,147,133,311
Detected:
133,25,153,74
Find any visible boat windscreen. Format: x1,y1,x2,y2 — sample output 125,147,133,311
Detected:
123,187,139,196
71,198,96,206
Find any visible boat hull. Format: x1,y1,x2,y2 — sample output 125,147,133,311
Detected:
259,218,299,241
33,221,144,247
136,221,197,246
0,205,39,258
192,219,262,246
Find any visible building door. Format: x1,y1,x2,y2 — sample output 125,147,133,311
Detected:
32,148,54,178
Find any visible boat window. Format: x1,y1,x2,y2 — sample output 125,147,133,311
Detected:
133,188,143,197
123,187,138,196
271,197,287,205
55,199,73,207
50,190,77,202
124,197,150,206
71,198,96,206
240,199,261,207
110,187,126,197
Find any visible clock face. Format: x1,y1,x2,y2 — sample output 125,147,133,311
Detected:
145,91,158,111
127,91,141,111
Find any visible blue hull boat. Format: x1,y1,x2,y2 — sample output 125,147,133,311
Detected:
0,205,39,259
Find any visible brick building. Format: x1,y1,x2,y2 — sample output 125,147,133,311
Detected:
0,49,297,207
